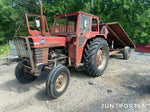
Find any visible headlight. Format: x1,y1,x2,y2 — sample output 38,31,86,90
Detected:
40,38,45,45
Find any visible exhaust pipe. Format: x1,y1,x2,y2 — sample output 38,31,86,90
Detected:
39,0,45,36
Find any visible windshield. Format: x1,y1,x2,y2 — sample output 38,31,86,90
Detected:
54,15,77,33
25,14,50,36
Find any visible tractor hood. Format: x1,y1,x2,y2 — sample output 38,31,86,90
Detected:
28,36,66,48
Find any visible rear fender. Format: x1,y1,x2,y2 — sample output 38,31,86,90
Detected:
79,35,107,63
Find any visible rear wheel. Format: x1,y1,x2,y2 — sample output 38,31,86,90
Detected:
46,65,70,98
15,63,36,84
83,38,109,77
123,46,131,60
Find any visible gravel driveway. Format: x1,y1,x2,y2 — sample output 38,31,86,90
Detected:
0,50,150,112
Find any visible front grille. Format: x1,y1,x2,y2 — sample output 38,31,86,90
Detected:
15,37,44,68
33,48,43,64
14,38,30,57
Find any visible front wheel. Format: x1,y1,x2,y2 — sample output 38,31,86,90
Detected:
15,63,36,84
46,65,70,98
83,38,109,77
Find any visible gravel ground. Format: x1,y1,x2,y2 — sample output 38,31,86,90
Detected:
0,50,150,112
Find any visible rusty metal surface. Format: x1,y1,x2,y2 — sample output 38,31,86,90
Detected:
22,64,32,70
78,35,87,47
96,49,103,66
39,0,45,36
43,66,52,72
106,24,126,46
42,48,49,63
25,14,50,36
100,22,135,48
109,49,121,56
14,38,29,57
24,37,35,72
14,36,36,73
55,72,67,92
33,48,44,64
48,56,68,62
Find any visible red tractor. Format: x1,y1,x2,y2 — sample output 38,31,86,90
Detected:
14,0,134,98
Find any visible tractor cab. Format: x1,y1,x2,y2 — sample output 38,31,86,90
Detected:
51,12,101,64
52,12,78,37
52,12,100,41
51,12,79,42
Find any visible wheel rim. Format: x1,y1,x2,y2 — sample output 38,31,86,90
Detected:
96,46,107,70
55,72,67,92
128,50,131,57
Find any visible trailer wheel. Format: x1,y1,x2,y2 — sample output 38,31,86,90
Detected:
83,38,109,77
46,65,70,98
15,63,36,84
123,46,131,60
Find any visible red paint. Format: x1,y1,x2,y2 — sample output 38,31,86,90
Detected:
28,36,66,48
146,43,150,48
135,43,150,53
25,11,134,66
25,14,50,36
25,13,66,49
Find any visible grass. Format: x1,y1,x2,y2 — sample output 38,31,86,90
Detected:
0,44,10,58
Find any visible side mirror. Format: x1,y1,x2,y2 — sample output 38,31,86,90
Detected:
35,20,40,28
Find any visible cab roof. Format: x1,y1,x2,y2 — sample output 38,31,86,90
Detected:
55,11,99,19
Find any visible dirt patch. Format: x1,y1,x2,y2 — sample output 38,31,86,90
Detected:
0,50,150,112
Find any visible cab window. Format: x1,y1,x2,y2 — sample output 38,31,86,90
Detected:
91,18,98,32
79,15,91,33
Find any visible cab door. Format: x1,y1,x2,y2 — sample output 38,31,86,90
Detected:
75,14,91,65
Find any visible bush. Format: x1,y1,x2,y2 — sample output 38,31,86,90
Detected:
0,44,9,57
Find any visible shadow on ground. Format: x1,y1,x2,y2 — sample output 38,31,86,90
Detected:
34,68,90,101
121,72,150,96
74,72,150,112
0,71,49,93
0,66,89,101
109,54,123,60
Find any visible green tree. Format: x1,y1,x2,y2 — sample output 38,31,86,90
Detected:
93,0,150,45
0,0,15,44
134,9,150,45
0,0,150,46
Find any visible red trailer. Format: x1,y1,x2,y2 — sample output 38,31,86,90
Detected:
99,22,135,56
135,43,150,53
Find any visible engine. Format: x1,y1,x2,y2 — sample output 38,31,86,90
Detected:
48,47,67,65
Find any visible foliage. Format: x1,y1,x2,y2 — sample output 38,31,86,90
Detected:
0,0,150,46
134,9,150,45
0,0,15,44
0,44,9,56
92,0,150,45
